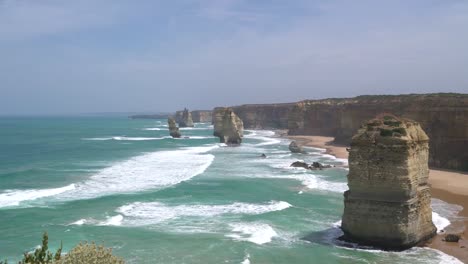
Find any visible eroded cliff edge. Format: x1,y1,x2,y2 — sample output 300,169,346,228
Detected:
341,115,436,249
224,94,468,171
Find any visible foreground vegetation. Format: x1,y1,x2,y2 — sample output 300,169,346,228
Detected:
1,233,124,264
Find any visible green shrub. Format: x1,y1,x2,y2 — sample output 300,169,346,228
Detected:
20,232,62,264
392,127,407,136
383,120,402,127
58,242,124,264
379,128,393,137
6,232,124,264
382,115,394,121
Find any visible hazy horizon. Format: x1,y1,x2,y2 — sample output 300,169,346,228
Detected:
1,0,468,115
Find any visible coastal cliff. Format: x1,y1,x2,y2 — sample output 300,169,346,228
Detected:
191,110,212,123
213,107,244,144
223,94,467,171
341,115,437,249
231,103,295,129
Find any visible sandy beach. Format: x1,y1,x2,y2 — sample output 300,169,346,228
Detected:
287,135,468,263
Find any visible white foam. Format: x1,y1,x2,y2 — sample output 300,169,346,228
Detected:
62,146,217,200
254,173,348,193
98,215,124,226
108,201,291,226
432,212,450,232
69,219,87,226
431,198,463,232
227,223,278,245
83,136,170,141
0,184,76,207
0,146,217,208
179,127,210,131
243,130,281,146
241,254,250,264
142,128,167,131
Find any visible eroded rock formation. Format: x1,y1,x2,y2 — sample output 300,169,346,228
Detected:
168,117,181,138
213,107,244,145
341,115,436,249
222,94,467,171
178,108,194,127
232,103,295,129
289,141,305,153
191,110,213,123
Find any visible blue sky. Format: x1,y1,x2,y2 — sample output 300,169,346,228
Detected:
1,0,467,114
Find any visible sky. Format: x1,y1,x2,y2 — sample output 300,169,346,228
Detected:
1,0,467,115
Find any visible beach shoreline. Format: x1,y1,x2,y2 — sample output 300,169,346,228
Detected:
284,134,468,263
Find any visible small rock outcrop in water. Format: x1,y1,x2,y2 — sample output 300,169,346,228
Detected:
178,108,194,127
290,161,332,170
289,141,305,153
341,115,436,250
444,234,461,243
168,117,181,138
290,161,309,169
213,107,243,145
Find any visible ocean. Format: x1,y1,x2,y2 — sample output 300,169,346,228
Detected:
0,116,463,263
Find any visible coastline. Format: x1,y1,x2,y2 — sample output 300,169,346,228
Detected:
286,134,468,263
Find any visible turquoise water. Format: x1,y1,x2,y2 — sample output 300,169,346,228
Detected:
0,117,462,263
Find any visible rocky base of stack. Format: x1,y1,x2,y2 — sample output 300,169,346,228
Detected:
342,187,436,250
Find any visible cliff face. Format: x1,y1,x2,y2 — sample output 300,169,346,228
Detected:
231,103,295,129
213,107,244,144
341,115,436,249
287,94,468,171
191,110,212,123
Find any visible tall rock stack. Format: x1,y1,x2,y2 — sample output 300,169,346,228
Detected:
178,108,194,127
341,115,436,250
213,107,244,145
168,117,181,138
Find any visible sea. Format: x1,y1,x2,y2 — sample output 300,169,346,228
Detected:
0,116,463,264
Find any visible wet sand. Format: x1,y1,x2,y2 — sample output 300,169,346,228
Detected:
287,135,468,263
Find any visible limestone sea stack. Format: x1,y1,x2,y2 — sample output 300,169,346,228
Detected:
178,108,194,127
341,115,436,250
168,117,181,138
213,107,244,145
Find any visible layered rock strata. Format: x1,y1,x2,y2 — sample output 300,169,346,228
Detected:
168,117,181,138
341,115,437,249
191,110,213,123
213,107,244,144
178,108,194,127
222,94,467,171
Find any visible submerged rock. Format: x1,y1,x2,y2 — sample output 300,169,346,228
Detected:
341,115,436,250
213,107,244,145
260,153,267,158
444,234,461,243
289,141,305,153
290,161,332,170
290,161,309,169
178,108,194,127
309,162,332,170
168,117,181,138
